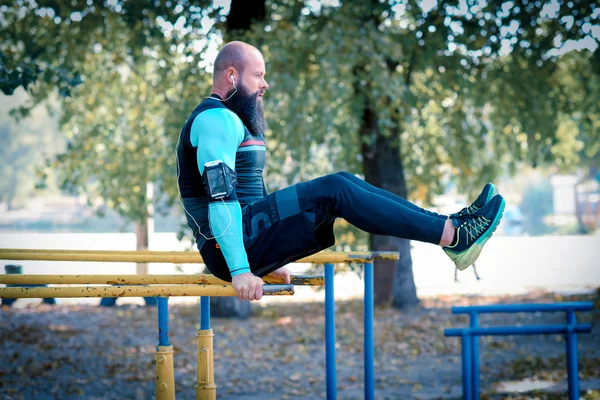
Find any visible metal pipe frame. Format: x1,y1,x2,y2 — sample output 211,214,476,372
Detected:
0,274,324,286
156,298,175,400
364,262,375,400
566,310,579,400
451,302,594,314
324,262,376,400
0,249,399,264
325,263,336,400
445,324,592,337
0,248,400,399
444,302,594,400
0,284,294,298
196,297,215,400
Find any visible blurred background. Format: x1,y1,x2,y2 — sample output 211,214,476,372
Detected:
0,0,598,308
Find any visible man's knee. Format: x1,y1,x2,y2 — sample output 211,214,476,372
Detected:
321,173,351,191
335,171,354,179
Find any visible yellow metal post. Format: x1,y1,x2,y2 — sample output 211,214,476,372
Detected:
156,345,176,400
195,329,216,400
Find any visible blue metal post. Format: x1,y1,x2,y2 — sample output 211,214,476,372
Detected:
470,312,480,400
325,263,336,400
364,262,375,400
158,297,170,346
156,297,175,398
462,334,473,400
201,296,210,330
566,309,579,400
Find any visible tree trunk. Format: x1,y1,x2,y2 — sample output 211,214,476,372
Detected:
227,0,266,32
206,0,267,319
135,220,149,274
135,182,154,274
392,239,419,310
361,107,419,309
139,182,158,306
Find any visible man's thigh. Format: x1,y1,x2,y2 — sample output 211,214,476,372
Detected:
242,183,336,277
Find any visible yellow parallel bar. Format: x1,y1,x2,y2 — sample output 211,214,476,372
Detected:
0,249,399,263
0,284,294,298
0,274,324,286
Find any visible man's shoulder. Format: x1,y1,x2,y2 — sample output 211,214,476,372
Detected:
193,106,244,132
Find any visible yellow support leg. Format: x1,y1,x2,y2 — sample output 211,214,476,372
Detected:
156,345,176,400
195,329,216,400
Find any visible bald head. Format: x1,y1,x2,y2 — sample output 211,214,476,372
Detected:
210,41,269,135
213,41,262,84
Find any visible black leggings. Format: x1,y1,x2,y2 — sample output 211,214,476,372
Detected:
299,172,447,244
201,172,447,281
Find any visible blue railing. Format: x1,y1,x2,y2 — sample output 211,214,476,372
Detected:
444,302,594,400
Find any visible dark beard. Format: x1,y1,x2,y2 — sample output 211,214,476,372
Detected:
224,83,267,135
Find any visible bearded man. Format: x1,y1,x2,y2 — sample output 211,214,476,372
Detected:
176,41,505,301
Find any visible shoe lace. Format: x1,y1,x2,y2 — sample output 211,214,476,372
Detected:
456,204,476,216
460,215,490,243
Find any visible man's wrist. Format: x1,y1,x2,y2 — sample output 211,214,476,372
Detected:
230,267,252,278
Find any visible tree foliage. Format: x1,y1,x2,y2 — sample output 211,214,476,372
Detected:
2,0,219,222
249,0,598,197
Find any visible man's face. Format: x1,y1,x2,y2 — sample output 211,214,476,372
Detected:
224,51,269,135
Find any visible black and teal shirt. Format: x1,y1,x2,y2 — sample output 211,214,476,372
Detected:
177,96,266,277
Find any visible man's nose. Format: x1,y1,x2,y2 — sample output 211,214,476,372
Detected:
262,78,269,89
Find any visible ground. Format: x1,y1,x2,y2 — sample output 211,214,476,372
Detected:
1,291,599,400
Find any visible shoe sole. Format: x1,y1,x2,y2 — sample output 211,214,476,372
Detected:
453,196,506,271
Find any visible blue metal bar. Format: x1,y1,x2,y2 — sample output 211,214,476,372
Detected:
445,324,592,337
566,310,579,400
364,262,375,400
462,334,473,400
470,312,480,400
200,296,210,330
452,302,593,314
448,303,593,399
158,297,170,346
325,263,336,400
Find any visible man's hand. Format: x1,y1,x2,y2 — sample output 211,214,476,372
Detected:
231,272,264,301
267,267,291,284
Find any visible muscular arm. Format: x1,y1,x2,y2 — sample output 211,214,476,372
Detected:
191,108,250,277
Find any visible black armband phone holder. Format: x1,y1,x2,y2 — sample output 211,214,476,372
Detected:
202,160,237,200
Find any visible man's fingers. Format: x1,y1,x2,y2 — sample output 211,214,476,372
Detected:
232,275,266,301
254,283,263,301
241,287,250,301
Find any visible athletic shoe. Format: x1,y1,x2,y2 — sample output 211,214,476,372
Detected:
443,194,505,271
450,183,498,219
